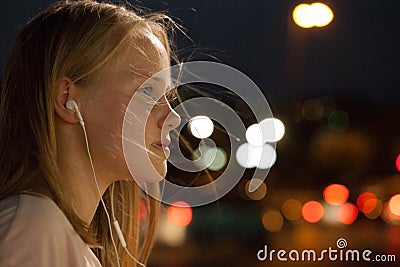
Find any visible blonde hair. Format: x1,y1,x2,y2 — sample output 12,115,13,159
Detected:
0,0,178,266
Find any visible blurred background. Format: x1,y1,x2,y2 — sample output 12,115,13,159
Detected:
1,0,399,266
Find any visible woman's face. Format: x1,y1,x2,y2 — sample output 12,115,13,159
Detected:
79,32,181,184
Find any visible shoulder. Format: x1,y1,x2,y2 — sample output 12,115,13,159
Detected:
0,194,101,267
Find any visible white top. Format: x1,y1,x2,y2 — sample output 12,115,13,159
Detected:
0,193,102,267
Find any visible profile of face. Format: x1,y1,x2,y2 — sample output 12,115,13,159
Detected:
78,30,181,184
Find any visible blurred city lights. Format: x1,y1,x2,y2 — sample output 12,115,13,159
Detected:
245,179,267,200
323,184,349,205
357,192,377,213
302,200,324,223
388,194,400,216
158,214,187,247
235,143,277,169
382,201,400,224
246,118,285,146
281,199,303,221
396,154,400,172
193,146,227,171
364,199,382,220
301,99,324,121
188,115,214,139
167,201,193,227
328,110,350,132
260,118,285,142
262,210,284,232
322,204,340,224
337,203,358,225
293,3,334,28
246,124,263,146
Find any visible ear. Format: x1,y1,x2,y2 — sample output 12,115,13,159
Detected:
54,77,80,124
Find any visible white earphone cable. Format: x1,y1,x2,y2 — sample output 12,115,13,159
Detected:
71,99,146,267
80,123,122,267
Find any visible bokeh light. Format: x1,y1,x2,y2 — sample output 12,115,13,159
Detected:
357,192,377,213
382,201,400,224
262,210,284,232
388,194,400,216
259,118,285,142
293,3,334,28
396,154,400,172
188,115,214,139
139,199,148,221
167,201,193,227
236,143,277,169
328,110,350,132
337,203,358,225
246,118,285,145
245,179,267,200
193,146,227,171
364,199,382,220
281,199,303,221
323,184,349,205
302,200,324,223
246,123,263,146
301,99,324,121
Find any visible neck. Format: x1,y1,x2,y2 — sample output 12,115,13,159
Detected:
55,123,111,225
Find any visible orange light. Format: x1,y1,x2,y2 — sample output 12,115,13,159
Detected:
323,184,349,205
337,203,358,225
281,199,303,221
389,194,400,216
383,201,400,223
357,192,377,213
364,199,382,220
302,201,324,223
167,201,193,227
262,210,284,232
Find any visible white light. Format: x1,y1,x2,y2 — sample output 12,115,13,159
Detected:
236,143,277,169
260,118,285,142
310,3,334,27
246,124,264,146
188,116,214,139
257,144,277,169
293,4,314,28
246,118,285,146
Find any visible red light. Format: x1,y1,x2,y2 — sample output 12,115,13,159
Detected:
357,192,377,213
338,203,358,225
323,184,349,205
139,200,147,221
396,154,400,172
302,201,324,223
167,201,193,227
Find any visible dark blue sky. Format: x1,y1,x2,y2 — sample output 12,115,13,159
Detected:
1,0,399,104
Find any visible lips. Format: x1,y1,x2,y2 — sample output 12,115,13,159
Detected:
151,139,171,158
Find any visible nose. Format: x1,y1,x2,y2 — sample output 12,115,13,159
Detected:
158,103,181,131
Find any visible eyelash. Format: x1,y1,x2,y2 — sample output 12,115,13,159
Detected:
140,85,169,106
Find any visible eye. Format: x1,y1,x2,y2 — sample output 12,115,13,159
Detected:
140,84,153,96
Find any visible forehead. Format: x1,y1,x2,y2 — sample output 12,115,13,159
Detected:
122,31,169,79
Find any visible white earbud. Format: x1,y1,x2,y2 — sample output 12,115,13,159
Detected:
66,99,84,127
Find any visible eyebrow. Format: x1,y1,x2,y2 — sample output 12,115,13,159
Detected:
128,65,164,82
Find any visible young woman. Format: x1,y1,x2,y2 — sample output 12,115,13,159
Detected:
0,0,181,266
